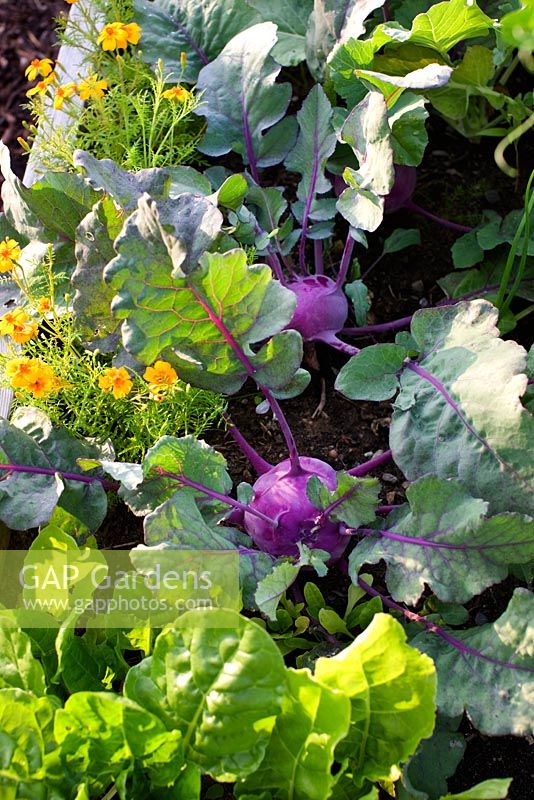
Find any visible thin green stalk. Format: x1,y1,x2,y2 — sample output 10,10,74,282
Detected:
497,170,534,311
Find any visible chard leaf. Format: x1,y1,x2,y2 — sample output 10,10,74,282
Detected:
0,625,46,695
133,0,260,83
336,343,408,401
442,779,513,800
255,560,301,621
236,668,351,800
349,475,534,605
412,589,534,735
306,473,380,528
107,198,300,394
391,300,534,516
314,613,436,785
306,0,386,79
246,0,313,66
124,610,286,781
55,692,184,792
408,0,494,55
195,23,296,169
72,198,120,352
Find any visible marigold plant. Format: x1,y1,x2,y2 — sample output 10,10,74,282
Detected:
98,366,133,399
77,74,108,101
25,58,54,81
0,308,38,344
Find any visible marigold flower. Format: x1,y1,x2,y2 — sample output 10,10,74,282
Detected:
25,58,54,81
53,82,77,110
65,0,79,4
36,297,52,314
0,238,22,272
98,366,133,399
5,358,57,397
0,308,38,344
26,72,56,98
162,86,191,103
143,360,178,389
77,74,108,101
97,21,141,50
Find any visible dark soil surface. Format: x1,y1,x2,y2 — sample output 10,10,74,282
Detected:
1,3,533,799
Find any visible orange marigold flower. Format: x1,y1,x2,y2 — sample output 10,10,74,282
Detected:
97,21,129,50
0,238,22,272
98,366,133,399
77,74,108,101
65,0,79,4
162,86,191,102
53,82,77,110
36,297,52,314
0,307,38,344
5,358,57,397
26,72,56,98
143,360,178,389
25,58,54,81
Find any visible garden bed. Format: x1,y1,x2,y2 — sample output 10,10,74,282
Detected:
0,1,533,799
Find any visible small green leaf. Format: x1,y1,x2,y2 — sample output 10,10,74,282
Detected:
335,343,408,401
306,472,380,528
382,227,421,256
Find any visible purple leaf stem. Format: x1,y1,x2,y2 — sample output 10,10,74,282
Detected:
405,200,473,233
190,286,301,473
347,449,392,476
156,468,278,527
357,527,534,551
314,240,324,275
357,577,534,673
377,504,401,514
266,250,286,283
335,234,355,288
298,121,321,273
241,95,260,183
223,412,273,475
0,463,117,490
342,315,412,336
171,16,209,65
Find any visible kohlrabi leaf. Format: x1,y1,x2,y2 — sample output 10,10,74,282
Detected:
305,0,386,80
124,610,286,780
345,280,371,326
412,589,534,736
306,473,380,528
407,0,494,55
246,0,313,66
382,227,421,255
390,300,534,516
356,62,452,98
55,692,184,793
196,23,296,170
106,198,300,393
72,198,121,352
133,0,260,83
349,475,534,605
314,613,436,785
329,35,386,107
336,343,408,401
1,142,98,242
236,667,351,800
400,714,466,800
337,179,385,232
0,625,46,695
388,93,429,166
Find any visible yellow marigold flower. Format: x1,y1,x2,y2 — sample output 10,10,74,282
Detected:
65,0,79,4
53,82,77,110
25,58,54,81
97,21,129,50
143,360,178,389
26,72,56,98
162,86,191,102
36,297,52,314
98,366,133,399
5,358,57,397
122,22,142,45
0,237,22,272
0,307,38,344
77,74,108,101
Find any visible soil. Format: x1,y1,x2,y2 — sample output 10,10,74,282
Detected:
1,3,533,798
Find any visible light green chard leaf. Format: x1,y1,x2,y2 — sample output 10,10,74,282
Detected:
124,609,286,781
55,692,184,793
349,475,534,605
106,197,300,393
336,343,408,401
441,778,513,800
72,198,121,352
0,624,46,695
306,472,380,527
236,667,351,800
413,589,534,736
407,0,494,54
195,23,296,168
314,613,436,785
247,0,313,66
391,300,534,516
133,0,260,83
